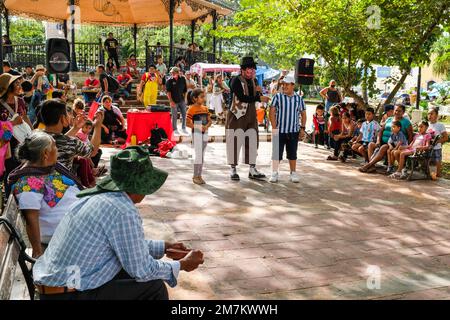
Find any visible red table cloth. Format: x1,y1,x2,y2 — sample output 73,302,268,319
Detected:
126,111,174,145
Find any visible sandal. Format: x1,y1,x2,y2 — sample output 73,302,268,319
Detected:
327,155,338,161
389,172,401,179
358,166,368,173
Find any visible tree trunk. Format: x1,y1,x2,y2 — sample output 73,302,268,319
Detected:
362,65,368,104
345,87,367,109
382,69,410,107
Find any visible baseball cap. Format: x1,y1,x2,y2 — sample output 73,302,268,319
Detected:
281,75,296,84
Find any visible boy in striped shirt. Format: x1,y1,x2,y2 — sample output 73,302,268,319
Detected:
268,75,307,183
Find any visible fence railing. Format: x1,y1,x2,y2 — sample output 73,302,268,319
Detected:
145,44,216,70
3,42,216,73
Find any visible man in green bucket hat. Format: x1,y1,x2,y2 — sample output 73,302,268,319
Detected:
33,146,204,300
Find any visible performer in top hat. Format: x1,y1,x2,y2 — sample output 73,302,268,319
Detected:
226,56,271,181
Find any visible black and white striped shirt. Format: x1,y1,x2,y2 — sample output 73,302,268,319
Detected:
271,93,306,133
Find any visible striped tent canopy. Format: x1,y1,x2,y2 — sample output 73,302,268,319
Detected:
2,0,233,26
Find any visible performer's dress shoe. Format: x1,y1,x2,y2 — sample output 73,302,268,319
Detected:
249,167,266,180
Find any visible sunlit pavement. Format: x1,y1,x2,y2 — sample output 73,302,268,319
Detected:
103,141,450,300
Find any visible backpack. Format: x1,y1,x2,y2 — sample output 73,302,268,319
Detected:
106,74,120,92
150,127,168,147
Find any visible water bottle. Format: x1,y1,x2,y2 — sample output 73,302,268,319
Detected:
111,131,116,145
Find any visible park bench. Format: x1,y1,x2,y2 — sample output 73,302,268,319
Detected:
406,134,441,181
0,195,36,300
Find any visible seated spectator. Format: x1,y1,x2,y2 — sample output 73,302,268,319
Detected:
21,80,39,125
390,121,432,179
72,98,85,117
98,95,127,145
3,60,21,76
386,121,408,175
74,120,97,187
8,131,84,258
126,54,139,78
106,57,116,76
40,99,104,172
352,107,380,164
117,68,133,100
312,104,327,148
326,106,342,152
360,104,413,173
23,65,35,81
82,71,100,105
328,112,355,162
380,104,394,126
33,146,204,300
72,99,104,171
427,108,448,180
31,65,52,104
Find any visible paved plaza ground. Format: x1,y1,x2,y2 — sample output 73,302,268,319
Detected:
101,140,450,300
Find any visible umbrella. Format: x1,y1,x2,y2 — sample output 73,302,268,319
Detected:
3,0,232,26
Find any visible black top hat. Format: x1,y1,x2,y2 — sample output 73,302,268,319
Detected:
240,56,257,69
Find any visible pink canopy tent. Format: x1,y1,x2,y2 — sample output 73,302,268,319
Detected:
190,62,240,76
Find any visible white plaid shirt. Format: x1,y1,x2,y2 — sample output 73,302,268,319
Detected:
33,192,180,291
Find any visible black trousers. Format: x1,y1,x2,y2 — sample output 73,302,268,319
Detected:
39,269,169,300
334,137,351,157
91,148,103,168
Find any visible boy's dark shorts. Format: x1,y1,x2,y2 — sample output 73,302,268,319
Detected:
430,149,442,163
273,132,299,161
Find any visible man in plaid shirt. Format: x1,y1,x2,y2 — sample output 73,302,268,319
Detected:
33,146,204,300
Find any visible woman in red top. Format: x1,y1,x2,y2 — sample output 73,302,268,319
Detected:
328,112,355,161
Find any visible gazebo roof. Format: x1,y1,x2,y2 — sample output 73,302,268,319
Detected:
3,0,234,26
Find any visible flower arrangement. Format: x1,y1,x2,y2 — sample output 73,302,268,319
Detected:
0,121,13,147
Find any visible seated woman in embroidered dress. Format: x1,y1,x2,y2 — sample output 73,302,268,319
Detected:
8,131,84,258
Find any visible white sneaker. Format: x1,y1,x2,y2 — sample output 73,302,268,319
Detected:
173,130,180,136
182,129,190,136
290,171,300,183
269,172,279,183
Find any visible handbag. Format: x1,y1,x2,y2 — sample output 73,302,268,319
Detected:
1,98,32,143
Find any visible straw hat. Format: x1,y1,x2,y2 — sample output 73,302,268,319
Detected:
0,73,22,97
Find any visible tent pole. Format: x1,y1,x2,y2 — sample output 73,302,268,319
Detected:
212,10,217,63
133,24,138,56
70,0,78,71
169,0,174,67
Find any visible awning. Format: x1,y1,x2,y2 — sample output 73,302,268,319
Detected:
3,0,233,26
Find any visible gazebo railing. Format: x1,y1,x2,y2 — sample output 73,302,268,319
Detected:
74,41,104,72
145,43,216,70
5,44,46,70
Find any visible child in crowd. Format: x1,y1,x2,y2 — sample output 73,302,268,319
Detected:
427,108,449,180
390,121,432,179
380,104,394,126
352,107,380,163
73,98,85,116
312,104,327,148
328,112,354,162
386,120,408,174
76,120,93,143
327,106,342,151
186,88,212,185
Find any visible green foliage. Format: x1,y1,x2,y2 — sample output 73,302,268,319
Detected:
432,31,450,79
7,17,45,43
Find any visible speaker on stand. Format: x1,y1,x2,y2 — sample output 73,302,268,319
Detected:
46,38,71,74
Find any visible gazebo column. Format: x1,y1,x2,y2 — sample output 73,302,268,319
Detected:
133,24,138,56
212,10,217,63
70,0,78,71
4,9,10,37
169,0,175,67
63,20,68,39
191,20,195,44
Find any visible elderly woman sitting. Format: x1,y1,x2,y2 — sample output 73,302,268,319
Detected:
8,131,84,258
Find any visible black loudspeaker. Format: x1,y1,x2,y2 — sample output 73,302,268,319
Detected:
46,38,71,74
295,58,315,85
